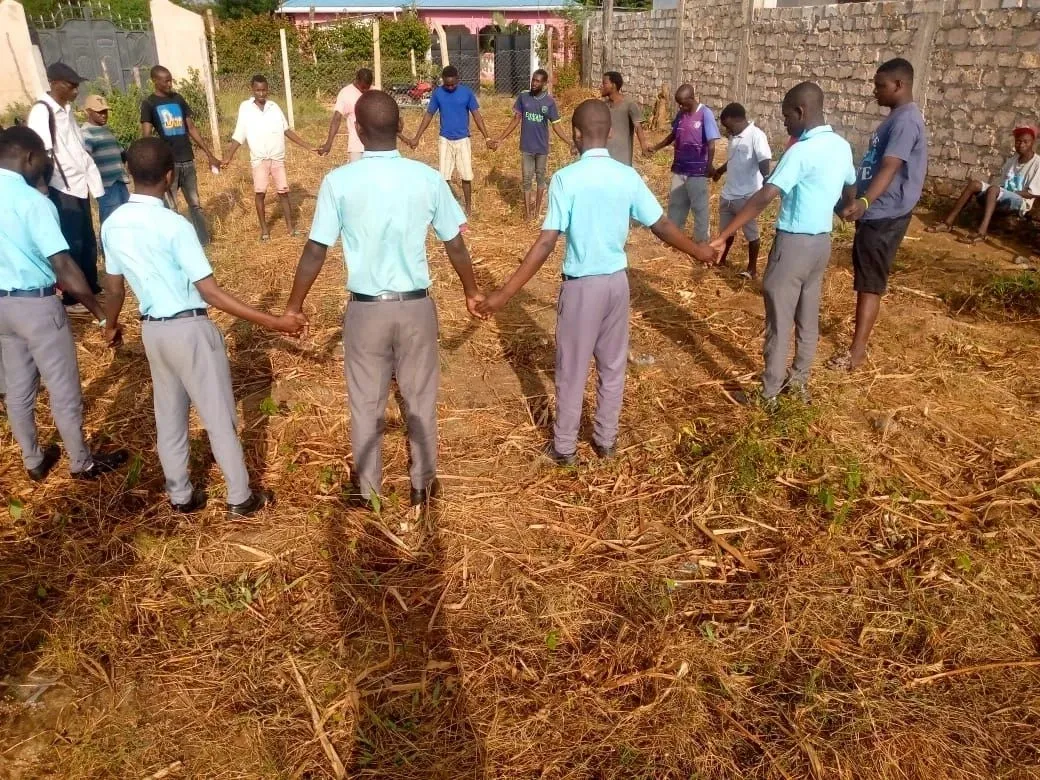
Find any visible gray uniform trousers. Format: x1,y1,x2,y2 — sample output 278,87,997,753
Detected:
554,270,630,456
141,316,251,505
0,295,92,472
667,174,711,243
761,231,832,398
344,297,439,500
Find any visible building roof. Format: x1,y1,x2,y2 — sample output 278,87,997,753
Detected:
279,0,572,11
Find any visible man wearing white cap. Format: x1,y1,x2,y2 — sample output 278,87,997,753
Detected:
27,62,105,314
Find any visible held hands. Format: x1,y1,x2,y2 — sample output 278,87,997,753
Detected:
103,323,123,348
840,198,867,222
466,291,489,320
474,289,509,319
690,243,718,266
709,237,729,265
318,143,332,157
207,153,222,170
486,137,499,151
271,310,309,337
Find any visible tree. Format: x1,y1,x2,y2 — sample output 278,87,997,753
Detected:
216,0,278,21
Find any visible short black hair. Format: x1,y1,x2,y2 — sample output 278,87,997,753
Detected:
251,74,268,85
356,89,401,144
0,125,45,159
720,102,746,121
149,65,170,80
604,71,623,90
126,137,174,186
533,68,548,80
877,57,914,82
783,81,824,113
356,67,374,87
441,65,459,79
573,98,611,140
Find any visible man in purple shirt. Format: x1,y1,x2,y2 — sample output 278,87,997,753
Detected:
648,84,720,242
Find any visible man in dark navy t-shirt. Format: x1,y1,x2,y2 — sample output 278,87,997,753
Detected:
493,69,574,220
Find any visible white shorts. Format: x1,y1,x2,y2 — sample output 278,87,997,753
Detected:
439,137,473,182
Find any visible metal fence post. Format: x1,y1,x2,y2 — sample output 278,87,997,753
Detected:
279,27,295,129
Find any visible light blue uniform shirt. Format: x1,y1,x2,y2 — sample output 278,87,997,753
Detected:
309,150,466,296
0,168,68,290
100,194,213,318
768,125,856,235
543,148,664,278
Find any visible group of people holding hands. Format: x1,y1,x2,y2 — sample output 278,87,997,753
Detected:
8,49,1034,524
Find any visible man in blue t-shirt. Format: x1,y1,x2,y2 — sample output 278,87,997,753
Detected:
408,66,493,215
831,57,927,373
493,69,574,220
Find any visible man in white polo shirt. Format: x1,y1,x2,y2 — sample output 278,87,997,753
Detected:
222,74,320,241
320,68,373,163
27,62,105,313
713,102,773,279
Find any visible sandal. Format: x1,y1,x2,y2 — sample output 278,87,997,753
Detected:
825,352,853,371
738,270,755,280
959,233,987,245
259,233,271,242
924,223,951,234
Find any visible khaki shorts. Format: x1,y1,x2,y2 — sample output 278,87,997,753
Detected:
719,195,760,242
251,159,289,194
439,137,473,182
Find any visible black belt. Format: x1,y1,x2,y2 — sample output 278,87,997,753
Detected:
141,308,208,322
562,272,624,281
349,289,429,303
0,285,57,298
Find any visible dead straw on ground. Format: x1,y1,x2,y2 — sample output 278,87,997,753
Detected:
2,93,1039,779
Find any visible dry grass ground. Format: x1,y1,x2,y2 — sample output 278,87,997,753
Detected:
2,91,1040,779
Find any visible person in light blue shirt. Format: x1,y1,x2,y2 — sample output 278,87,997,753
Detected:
285,90,484,512
102,137,304,518
406,65,494,216
0,126,127,482
712,82,857,405
477,99,715,466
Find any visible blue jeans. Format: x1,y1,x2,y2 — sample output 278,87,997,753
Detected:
97,181,130,224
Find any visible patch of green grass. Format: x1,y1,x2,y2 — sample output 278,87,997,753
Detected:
192,571,269,612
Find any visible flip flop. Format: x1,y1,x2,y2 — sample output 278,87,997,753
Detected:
259,234,271,242
959,234,987,245
738,271,755,280
924,224,951,234
825,352,853,371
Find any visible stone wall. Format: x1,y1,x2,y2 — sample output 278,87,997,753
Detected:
587,9,677,106
588,0,1040,194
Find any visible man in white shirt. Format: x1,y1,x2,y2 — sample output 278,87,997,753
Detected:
221,74,320,240
27,63,105,312
320,68,373,163
713,103,773,279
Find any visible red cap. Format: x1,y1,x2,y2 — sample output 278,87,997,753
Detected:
1013,125,1037,139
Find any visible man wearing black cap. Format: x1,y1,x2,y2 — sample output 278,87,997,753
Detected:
26,63,105,315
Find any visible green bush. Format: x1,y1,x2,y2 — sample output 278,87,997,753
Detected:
22,0,149,22
381,11,430,60
555,63,580,91
312,22,372,60
214,16,302,77
216,0,278,20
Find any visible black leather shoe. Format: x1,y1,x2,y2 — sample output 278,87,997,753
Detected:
172,488,208,514
27,445,62,482
410,478,442,507
227,489,272,518
544,445,577,467
592,442,617,460
71,449,129,480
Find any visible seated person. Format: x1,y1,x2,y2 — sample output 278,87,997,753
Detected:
927,125,1040,243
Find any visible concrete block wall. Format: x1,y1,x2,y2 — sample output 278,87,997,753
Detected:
588,9,677,108
588,0,1040,194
